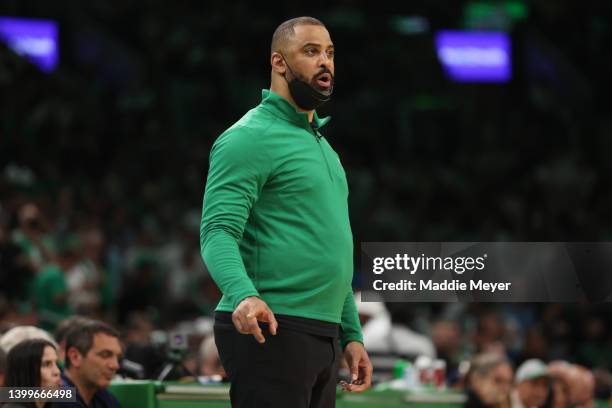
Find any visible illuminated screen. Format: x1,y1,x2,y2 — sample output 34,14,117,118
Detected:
435,30,511,83
0,17,58,72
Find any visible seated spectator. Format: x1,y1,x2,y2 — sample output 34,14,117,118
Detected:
431,319,462,381
65,229,105,315
120,313,161,379
62,321,122,407
0,326,57,354
568,364,593,408
465,353,514,408
569,366,595,408
3,338,61,408
11,202,54,272
548,362,594,408
34,241,77,332
511,359,550,408
545,375,570,408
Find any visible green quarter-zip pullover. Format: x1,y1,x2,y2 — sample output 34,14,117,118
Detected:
200,89,362,347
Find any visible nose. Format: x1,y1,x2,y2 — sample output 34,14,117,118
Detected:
109,356,120,371
318,52,333,69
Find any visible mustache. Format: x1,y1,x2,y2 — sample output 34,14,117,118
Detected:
313,67,334,81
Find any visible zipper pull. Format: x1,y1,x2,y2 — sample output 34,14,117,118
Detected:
311,123,322,142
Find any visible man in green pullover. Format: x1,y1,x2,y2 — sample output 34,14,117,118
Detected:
200,16,372,407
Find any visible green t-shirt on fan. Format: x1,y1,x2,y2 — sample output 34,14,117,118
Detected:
33,264,72,331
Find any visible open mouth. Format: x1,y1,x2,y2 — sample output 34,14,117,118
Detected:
315,73,332,89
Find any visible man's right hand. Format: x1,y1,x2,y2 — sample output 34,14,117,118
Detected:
232,296,278,343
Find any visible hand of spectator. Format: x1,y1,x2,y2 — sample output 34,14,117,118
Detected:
340,341,372,393
232,296,278,344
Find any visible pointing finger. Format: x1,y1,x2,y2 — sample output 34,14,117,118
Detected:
253,325,265,343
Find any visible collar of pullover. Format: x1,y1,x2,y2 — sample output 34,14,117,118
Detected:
260,89,331,131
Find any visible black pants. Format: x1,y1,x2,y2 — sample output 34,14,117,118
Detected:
214,319,340,408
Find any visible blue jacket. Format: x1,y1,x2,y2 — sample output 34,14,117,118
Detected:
61,372,121,408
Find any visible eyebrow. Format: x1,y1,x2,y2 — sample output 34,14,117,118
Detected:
302,42,334,49
97,349,120,355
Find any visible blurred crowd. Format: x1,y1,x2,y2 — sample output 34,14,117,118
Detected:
0,313,610,408
1,0,612,405
355,294,611,404
0,198,219,330
463,354,595,408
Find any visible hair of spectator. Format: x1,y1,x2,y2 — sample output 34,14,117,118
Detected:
4,339,57,388
64,321,119,369
54,315,94,344
271,16,325,54
467,353,512,385
0,326,58,354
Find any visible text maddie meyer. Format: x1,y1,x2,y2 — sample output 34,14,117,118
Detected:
372,279,511,293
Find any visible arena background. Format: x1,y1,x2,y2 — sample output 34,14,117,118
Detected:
0,0,611,397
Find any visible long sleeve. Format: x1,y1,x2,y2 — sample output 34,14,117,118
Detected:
200,126,271,309
339,287,364,349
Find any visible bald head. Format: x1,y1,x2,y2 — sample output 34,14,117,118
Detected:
271,16,326,54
